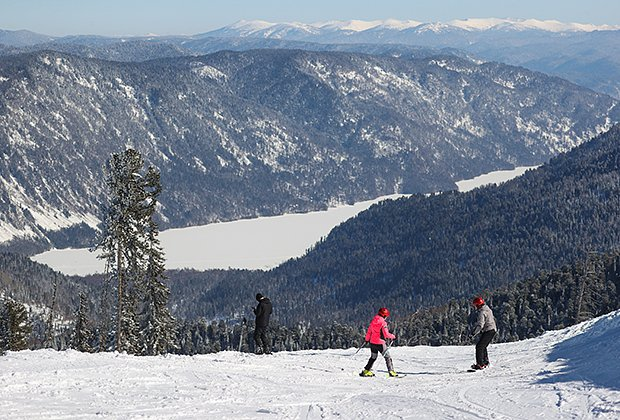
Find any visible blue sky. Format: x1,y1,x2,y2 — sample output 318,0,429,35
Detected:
1,0,619,37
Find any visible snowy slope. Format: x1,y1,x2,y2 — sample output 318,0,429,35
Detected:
1,310,618,419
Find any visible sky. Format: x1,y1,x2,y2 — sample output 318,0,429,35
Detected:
1,0,619,37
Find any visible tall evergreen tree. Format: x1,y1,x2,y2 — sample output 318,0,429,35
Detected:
70,292,93,353
95,148,174,354
96,149,148,352
140,171,176,355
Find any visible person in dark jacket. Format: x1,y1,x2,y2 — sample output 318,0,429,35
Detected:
471,296,497,370
253,293,272,355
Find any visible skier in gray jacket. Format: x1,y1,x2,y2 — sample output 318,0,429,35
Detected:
471,296,496,370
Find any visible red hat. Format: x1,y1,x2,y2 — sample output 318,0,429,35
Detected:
472,297,485,308
378,307,390,317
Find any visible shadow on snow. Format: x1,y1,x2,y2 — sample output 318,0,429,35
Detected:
537,312,620,391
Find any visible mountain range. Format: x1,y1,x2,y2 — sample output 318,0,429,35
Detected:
200,19,620,99
3,17,619,98
1,48,616,251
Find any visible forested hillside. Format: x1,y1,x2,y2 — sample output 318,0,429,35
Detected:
168,125,620,324
3,246,620,355
398,250,620,346
0,49,616,250
8,126,620,331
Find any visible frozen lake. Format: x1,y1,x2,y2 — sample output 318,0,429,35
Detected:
31,166,537,275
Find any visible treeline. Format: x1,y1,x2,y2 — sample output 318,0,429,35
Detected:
3,248,620,356
175,319,362,355
396,250,620,346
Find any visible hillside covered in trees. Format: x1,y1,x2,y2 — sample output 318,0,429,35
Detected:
2,246,620,355
4,125,620,354
165,125,620,325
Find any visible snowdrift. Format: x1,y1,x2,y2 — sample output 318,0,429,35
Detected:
540,310,620,391
0,310,619,419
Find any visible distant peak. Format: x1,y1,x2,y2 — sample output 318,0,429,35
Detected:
447,17,620,32
218,18,619,35
229,20,276,31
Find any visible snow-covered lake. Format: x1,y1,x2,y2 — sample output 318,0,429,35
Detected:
31,166,537,275
1,308,618,419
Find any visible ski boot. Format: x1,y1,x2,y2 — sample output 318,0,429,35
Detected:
471,364,486,370
359,369,375,377
388,370,398,377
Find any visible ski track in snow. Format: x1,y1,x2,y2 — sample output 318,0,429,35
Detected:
1,311,619,419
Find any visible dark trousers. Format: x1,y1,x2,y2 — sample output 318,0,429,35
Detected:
364,343,394,372
254,326,270,354
476,330,496,366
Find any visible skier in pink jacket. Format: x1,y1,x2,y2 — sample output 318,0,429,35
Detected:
360,307,398,377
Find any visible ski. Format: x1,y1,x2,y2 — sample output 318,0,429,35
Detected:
358,372,406,378
467,364,489,372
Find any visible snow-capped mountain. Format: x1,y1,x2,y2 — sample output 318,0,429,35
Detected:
203,18,620,39
195,19,620,98
0,49,617,250
3,17,620,98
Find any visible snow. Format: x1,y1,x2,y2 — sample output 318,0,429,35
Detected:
31,167,535,276
31,194,407,275
455,166,538,192
1,310,618,419
446,17,620,32
222,18,620,36
228,19,276,32
316,19,424,32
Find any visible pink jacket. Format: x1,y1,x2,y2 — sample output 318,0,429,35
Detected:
365,315,396,345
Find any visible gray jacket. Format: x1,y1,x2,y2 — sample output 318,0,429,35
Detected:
472,304,496,336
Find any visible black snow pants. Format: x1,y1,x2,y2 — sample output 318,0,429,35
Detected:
364,343,394,372
476,330,496,366
254,326,270,354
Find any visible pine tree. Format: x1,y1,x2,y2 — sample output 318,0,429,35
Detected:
0,299,9,354
70,292,93,353
138,167,176,355
96,149,149,352
4,298,32,351
45,273,59,349
96,148,175,355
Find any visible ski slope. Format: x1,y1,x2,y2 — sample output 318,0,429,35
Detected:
1,310,618,419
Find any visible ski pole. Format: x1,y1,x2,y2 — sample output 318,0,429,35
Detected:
352,340,367,356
